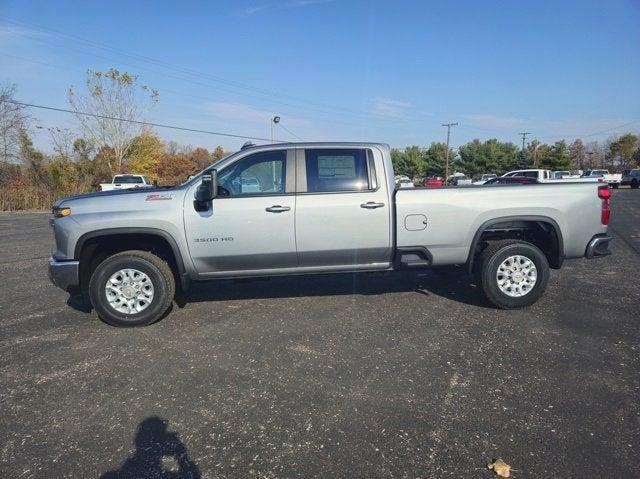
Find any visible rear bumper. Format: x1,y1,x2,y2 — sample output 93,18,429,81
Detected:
48,257,80,292
585,234,612,259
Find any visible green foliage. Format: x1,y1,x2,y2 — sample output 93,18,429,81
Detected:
457,139,519,177
391,143,453,178
538,140,572,170
609,133,639,167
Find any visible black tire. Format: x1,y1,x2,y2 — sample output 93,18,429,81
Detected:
611,183,619,189
477,239,549,309
89,250,175,327
631,180,639,189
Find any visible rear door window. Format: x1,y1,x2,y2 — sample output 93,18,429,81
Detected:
304,148,371,193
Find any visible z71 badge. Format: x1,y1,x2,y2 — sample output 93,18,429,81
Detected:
146,193,174,201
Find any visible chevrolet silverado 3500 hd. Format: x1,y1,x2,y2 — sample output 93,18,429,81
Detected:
49,142,612,326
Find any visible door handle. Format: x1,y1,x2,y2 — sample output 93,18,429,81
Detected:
360,201,385,209
265,205,291,213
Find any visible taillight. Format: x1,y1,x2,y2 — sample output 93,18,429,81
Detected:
598,185,611,200
598,185,611,225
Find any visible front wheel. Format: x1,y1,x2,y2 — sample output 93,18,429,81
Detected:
631,180,639,189
89,250,175,327
478,240,549,309
611,183,619,189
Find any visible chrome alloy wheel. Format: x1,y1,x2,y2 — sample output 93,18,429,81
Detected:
496,255,537,297
105,268,155,314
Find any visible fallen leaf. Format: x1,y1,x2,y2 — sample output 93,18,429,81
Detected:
488,458,512,478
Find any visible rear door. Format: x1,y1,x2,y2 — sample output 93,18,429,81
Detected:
294,147,392,269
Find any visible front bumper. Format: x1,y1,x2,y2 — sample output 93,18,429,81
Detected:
48,257,80,292
585,234,613,259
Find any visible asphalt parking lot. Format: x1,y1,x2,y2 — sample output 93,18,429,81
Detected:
1,190,639,478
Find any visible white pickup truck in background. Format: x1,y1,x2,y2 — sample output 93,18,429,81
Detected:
502,168,622,187
99,174,154,192
581,169,622,188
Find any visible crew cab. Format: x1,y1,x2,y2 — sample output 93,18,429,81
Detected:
48,142,613,327
99,174,154,191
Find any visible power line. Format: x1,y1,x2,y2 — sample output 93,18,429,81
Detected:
278,123,304,141
1,99,278,143
0,16,433,125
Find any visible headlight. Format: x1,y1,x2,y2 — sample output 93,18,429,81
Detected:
52,206,71,218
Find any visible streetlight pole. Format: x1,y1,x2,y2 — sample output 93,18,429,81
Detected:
271,116,280,142
442,122,458,182
271,116,281,186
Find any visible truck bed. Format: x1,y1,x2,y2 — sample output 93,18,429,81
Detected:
394,182,606,265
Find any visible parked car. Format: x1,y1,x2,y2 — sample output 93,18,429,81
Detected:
553,170,581,179
100,174,154,192
49,142,612,326
484,176,540,185
449,174,473,186
473,174,497,185
397,178,414,188
581,169,622,188
423,177,444,188
621,169,640,189
502,169,554,181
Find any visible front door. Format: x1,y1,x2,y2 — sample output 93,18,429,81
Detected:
184,149,297,276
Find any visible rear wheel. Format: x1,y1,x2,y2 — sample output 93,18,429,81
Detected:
612,183,619,189
477,240,549,309
631,179,639,189
89,250,175,327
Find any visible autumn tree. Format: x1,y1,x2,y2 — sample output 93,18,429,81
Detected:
125,130,164,181
189,147,211,170
68,68,158,173
156,153,198,185
212,146,227,162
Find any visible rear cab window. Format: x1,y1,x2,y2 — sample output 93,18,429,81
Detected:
304,148,376,193
114,175,144,184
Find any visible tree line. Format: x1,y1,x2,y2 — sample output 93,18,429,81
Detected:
1,68,640,210
392,133,640,180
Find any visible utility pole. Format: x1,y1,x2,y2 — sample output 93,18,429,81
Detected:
442,122,458,182
518,132,531,167
518,131,531,153
518,132,531,153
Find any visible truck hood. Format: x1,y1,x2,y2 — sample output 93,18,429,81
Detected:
54,186,182,207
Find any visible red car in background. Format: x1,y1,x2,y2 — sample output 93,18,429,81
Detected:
423,177,444,188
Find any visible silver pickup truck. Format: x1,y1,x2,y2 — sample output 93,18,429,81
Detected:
49,142,612,327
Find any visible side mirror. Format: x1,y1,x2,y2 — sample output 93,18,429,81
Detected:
194,170,217,211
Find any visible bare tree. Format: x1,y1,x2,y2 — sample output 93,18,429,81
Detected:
48,127,76,160
0,83,29,163
68,69,158,173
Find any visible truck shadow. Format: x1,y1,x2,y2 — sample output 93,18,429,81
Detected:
176,269,492,309
65,270,492,315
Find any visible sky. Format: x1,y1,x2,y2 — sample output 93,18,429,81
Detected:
1,0,639,152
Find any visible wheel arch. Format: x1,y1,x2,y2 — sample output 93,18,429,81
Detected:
466,215,564,274
74,228,190,291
